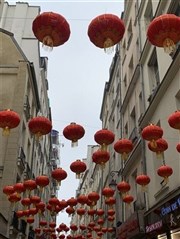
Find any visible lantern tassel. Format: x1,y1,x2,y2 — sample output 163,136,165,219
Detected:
42,35,53,51
163,38,176,54
2,127,10,136
104,38,114,54
71,140,78,147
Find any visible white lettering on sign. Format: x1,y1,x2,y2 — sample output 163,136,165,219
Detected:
161,196,180,216
146,220,162,233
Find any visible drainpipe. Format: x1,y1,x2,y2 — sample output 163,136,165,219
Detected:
137,0,149,211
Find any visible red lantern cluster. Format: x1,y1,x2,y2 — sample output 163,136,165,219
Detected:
88,14,125,52
94,128,115,151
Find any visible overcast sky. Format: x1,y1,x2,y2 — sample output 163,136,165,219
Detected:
9,0,124,228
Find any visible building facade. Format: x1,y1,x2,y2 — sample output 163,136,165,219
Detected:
100,0,180,239
0,2,59,239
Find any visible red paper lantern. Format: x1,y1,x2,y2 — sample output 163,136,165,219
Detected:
29,207,38,216
107,209,115,216
147,14,180,53
26,216,34,224
107,216,115,222
3,185,15,196
168,110,180,130
30,195,41,205
105,197,116,208
21,197,31,207
59,235,65,239
87,209,96,217
102,187,114,198
13,183,25,195
102,227,108,233
67,197,77,207
16,210,24,218
92,150,110,167
77,194,88,205
32,12,70,49
66,206,75,216
141,124,163,147
70,160,87,179
136,174,151,191
35,175,49,188
35,228,41,234
70,224,78,232
108,227,114,233
76,207,86,216
36,201,46,212
176,143,180,153
157,165,173,183
59,199,68,209
23,179,37,192
39,220,47,227
49,221,56,228
114,138,133,160
28,116,52,140
97,218,104,226
63,122,85,147
117,181,131,195
97,231,103,237
8,192,21,203
96,209,104,217
0,109,20,136
122,195,134,204
51,167,67,185
148,138,168,157
59,223,67,230
94,129,115,151
88,14,125,52
88,192,100,206
79,224,86,231
88,221,96,228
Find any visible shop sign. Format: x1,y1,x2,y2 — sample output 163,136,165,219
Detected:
145,220,162,233
117,212,143,239
161,195,180,216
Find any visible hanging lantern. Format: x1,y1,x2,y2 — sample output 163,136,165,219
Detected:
94,128,115,151
26,216,34,224
102,187,114,198
66,206,75,216
141,124,163,148
0,109,20,136
63,122,85,147
29,207,38,216
76,207,86,217
35,175,49,189
8,192,21,203
36,201,46,213
107,216,115,222
107,227,114,233
148,138,168,158
157,165,173,183
114,138,133,160
136,174,151,191
49,197,59,208
28,116,52,140
30,195,41,206
32,12,70,50
70,160,87,179
49,221,56,228
23,179,37,193
88,14,125,53
39,220,47,227
122,195,134,205
3,185,15,196
59,235,65,239
79,224,86,231
176,143,180,153
13,183,25,196
51,167,67,186
102,227,108,233
147,14,180,53
70,224,78,232
35,228,41,235
96,209,104,217
21,197,31,208
87,192,100,206
88,221,96,228
67,197,77,207
92,149,110,168
168,110,180,130
97,231,103,237
107,209,115,216
59,199,68,209
87,209,96,217
77,194,88,205
105,197,116,208
59,223,67,231
117,181,131,197
97,218,104,226
16,210,24,218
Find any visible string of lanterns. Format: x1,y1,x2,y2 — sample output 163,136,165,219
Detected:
1,108,180,238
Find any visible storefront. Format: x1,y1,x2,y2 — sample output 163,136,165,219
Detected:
116,210,146,239
145,192,180,239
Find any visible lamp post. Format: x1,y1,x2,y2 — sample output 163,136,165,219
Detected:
108,170,119,190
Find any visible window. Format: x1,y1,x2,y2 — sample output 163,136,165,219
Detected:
127,19,133,50
138,92,144,118
124,122,128,138
130,107,136,132
128,55,134,81
148,49,160,93
144,0,153,29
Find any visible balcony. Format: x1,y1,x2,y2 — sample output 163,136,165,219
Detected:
17,147,26,171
